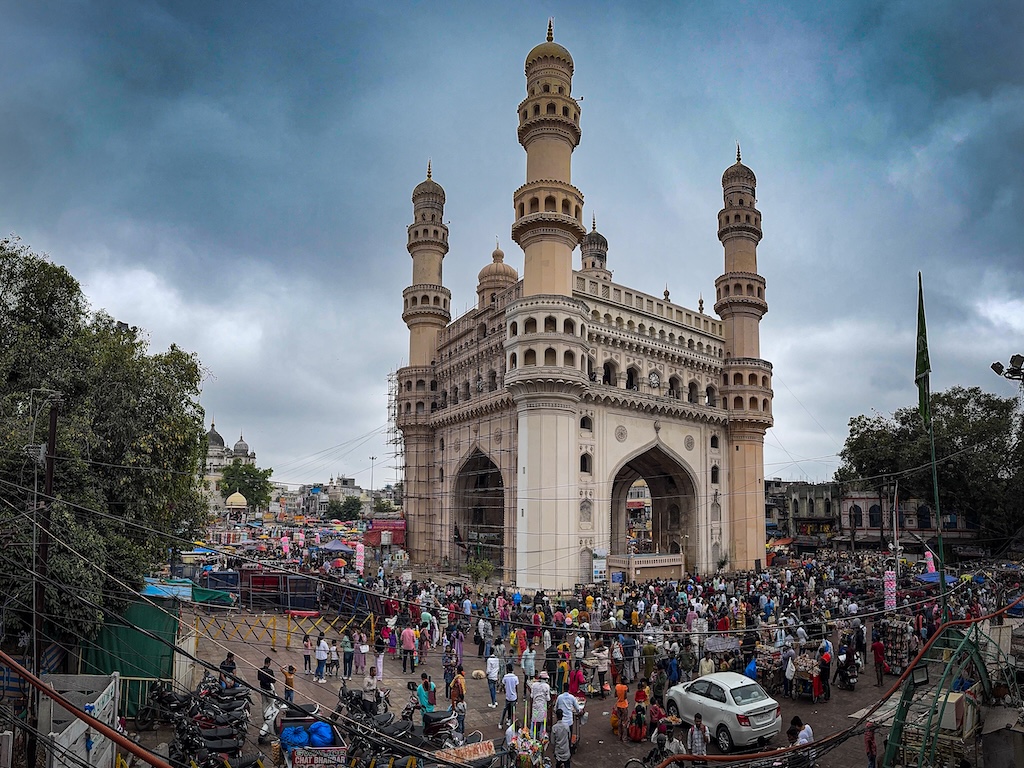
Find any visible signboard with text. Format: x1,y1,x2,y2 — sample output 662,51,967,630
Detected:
291,746,347,766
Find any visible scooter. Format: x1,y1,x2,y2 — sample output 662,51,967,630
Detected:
332,678,392,721
398,695,463,749
258,699,320,745
834,653,859,691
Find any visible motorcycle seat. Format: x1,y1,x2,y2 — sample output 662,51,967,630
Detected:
198,736,243,752
381,720,414,737
423,710,453,727
284,703,319,718
208,697,250,711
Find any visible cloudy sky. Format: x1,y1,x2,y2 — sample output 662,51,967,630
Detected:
2,1,1021,490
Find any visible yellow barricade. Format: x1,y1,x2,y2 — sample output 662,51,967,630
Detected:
193,613,278,651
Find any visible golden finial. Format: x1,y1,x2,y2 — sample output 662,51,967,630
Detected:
736,143,741,163
547,18,554,42
427,159,432,179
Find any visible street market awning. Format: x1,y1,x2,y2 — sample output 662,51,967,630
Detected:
321,539,355,554
769,538,794,547
915,572,957,585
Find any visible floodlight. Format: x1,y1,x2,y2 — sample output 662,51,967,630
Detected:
992,362,1005,375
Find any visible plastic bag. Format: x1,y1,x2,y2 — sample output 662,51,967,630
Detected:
785,658,796,681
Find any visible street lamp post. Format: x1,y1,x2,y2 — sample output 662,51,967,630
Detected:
991,354,1024,383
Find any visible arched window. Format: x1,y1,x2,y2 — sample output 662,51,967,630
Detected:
748,373,757,386
524,349,537,366
543,84,550,93
488,370,497,391
711,466,720,484
509,321,518,336
868,504,882,528
626,368,640,390
430,380,437,391
711,502,722,522
544,316,557,332
762,398,769,411
761,376,768,387
580,453,593,473
733,373,743,385
561,199,571,215
706,386,718,407
415,379,426,391
603,361,618,386
533,104,540,117
524,318,537,333
546,102,556,114
733,396,743,409
509,352,517,369
405,381,412,391
807,499,815,516
518,203,525,218
544,347,556,365
563,350,575,367
415,402,424,414
529,197,540,213
563,319,575,335
710,435,720,449
404,403,411,413
544,195,557,211
688,381,699,403
688,339,695,350
850,505,863,528
749,396,759,410
580,415,593,431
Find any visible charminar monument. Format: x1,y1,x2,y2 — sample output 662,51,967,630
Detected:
395,23,772,591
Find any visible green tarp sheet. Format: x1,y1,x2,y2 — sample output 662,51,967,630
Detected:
79,601,179,717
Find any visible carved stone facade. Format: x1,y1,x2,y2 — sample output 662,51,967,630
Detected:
395,25,772,590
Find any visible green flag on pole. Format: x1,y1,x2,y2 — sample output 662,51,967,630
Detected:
915,272,931,426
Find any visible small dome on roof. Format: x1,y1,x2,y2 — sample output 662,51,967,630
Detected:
225,490,247,508
722,144,757,187
413,160,445,202
206,422,225,448
233,434,249,455
478,243,518,283
583,217,608,251
526,20,573,72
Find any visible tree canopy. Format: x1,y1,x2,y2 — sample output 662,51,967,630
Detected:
835,385,1024,541
219,459,273,511
0,238,209,641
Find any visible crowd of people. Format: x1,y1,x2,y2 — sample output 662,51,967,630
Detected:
289,550,1022,766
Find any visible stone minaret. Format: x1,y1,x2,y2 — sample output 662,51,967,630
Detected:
505,22,591,589
714,146,773,571
580,215,612,281
398,162,452,565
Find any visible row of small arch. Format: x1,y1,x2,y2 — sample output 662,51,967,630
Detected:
521,102,579,123
589,312,721,355
410,227,446,240
405,294,449,310
725,372,770,388
720,213,760,226
517,196,583,221
718,282,764,300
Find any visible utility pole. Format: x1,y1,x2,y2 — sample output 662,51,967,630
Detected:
27,398,58,768
369,456,377,513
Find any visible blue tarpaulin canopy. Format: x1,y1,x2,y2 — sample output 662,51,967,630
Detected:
321,539,355,554
915,572,957,585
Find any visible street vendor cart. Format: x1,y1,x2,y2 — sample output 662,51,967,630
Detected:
792,654,821,703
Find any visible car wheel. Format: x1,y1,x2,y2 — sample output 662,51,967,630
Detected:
717,725,734,753
666,701,679,718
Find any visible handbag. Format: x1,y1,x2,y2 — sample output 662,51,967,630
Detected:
785,658,796,681
427,683,437,706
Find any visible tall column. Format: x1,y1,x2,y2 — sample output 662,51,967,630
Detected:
397,163,452,566
506,23,590,589
714,147,773,571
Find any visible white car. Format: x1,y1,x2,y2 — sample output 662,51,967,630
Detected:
665,671,782,752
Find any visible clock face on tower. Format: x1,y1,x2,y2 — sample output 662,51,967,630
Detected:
648,372,661,388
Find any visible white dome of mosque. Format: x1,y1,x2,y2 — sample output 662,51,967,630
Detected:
233,434,249,456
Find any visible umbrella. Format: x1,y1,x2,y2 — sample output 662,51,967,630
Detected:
322,539,355,554
332,558,347,568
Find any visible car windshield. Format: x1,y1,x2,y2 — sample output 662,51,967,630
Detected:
731,684,768,706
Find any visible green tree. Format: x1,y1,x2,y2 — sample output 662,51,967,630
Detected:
220,459,273,511
465,558,495,585
836,386,1023,541
336,496,363,522
0,237,209,641
373,497,397,516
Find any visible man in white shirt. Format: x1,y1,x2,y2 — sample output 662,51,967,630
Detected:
315,635,330,683
500,664,519,727
485,651,501,708
555,688,583,727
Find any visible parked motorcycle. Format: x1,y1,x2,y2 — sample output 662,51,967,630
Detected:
397,695,463,749
135,682,195,730
188,700,251,731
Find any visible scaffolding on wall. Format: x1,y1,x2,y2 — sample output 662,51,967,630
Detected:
386,371,405,506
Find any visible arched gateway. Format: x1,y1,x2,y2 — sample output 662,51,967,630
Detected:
609,445,698,563
395,25,773,589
